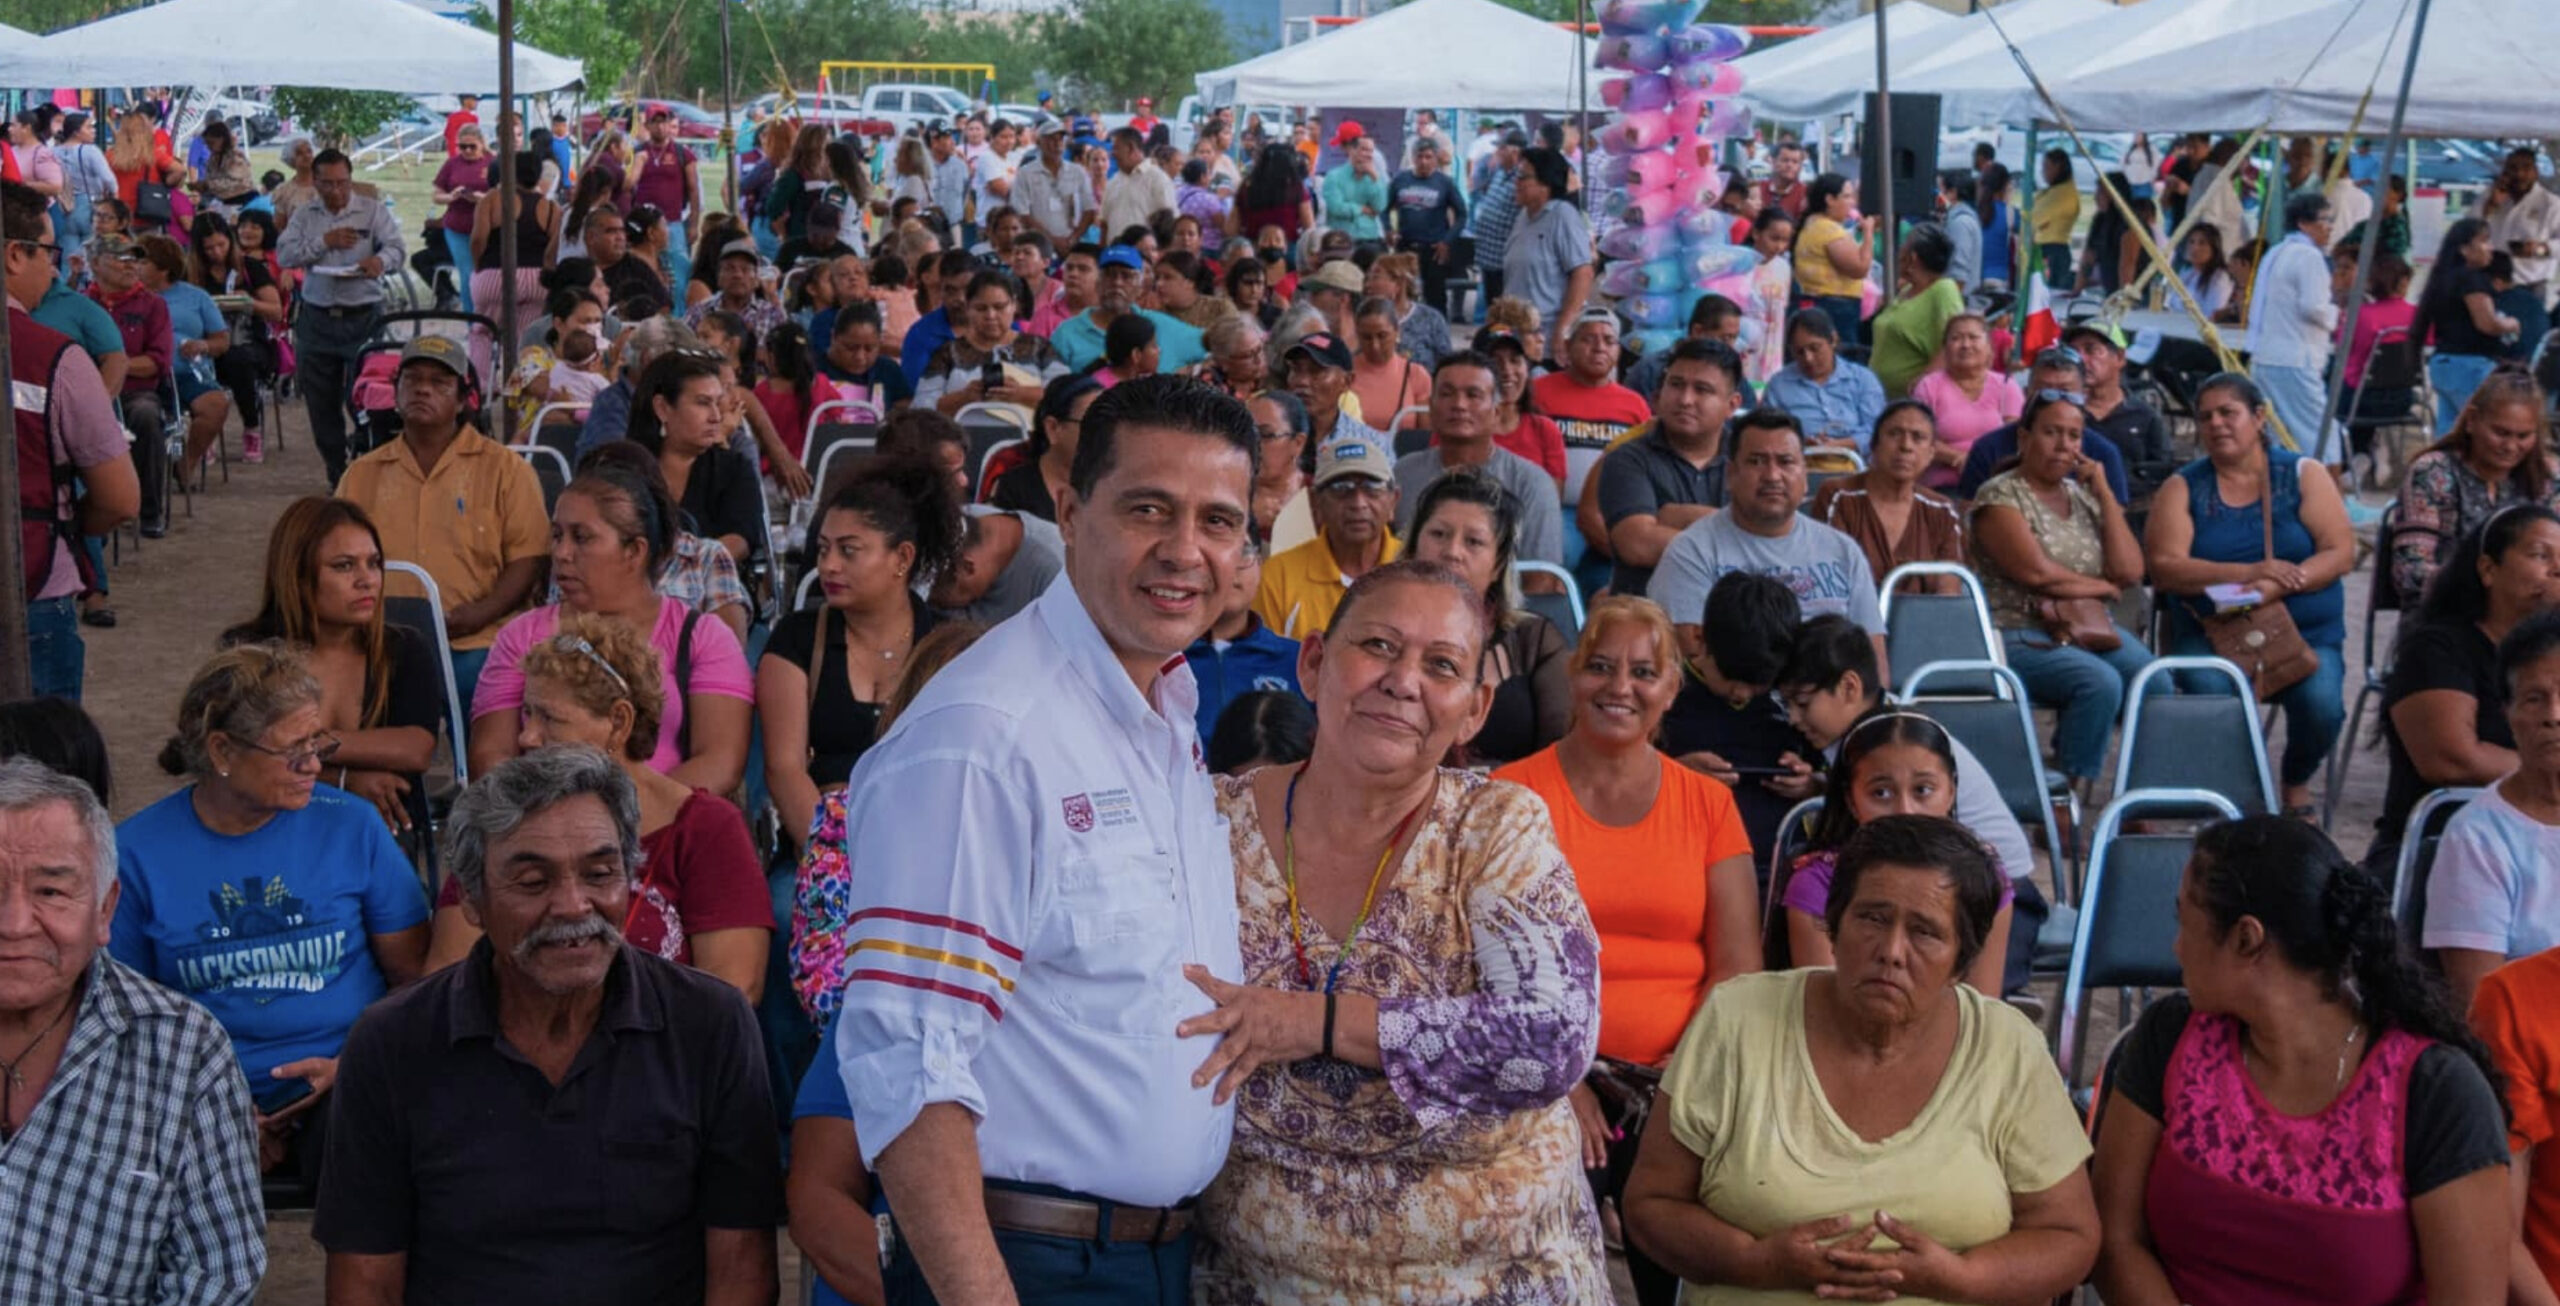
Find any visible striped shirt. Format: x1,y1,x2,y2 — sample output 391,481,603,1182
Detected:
830,575,1243,1207
0,954,265,1305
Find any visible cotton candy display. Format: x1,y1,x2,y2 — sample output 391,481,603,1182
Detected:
1591,9,1757,341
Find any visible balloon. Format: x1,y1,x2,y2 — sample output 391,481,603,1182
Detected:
1611,189,1691,228
1594,108,1673,153
1598,0,1703,34
1676,205,1738,243
1623,296,1684,330
1698,100,1753,138
1629,326,1684,355
1599,222,1681,262
1668,22,1751,61
1601,73,1674,114
1699,270,1755,301
1600,258,1687,298
1594,33,1671,73
1730,318,1764,354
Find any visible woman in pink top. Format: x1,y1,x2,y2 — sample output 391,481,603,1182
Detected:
2342,253,2419,395
1350,297,1432,431
466,457,754,794
1912,313,2024,491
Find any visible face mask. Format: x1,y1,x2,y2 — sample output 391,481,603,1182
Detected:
1259,248,1283,264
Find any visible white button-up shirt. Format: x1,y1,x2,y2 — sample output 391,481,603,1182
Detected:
1100,161,1177,244
1013,156,1096,245
2244,231,2338,370
2490,184,2560,288
832,575,1242,1207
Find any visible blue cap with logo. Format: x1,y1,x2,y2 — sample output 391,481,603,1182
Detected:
1098,244,1146,271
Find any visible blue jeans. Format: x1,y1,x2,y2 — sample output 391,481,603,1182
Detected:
2169,633,2347,790
27,596,82,701
2001,624,2157,780
449,646,490,726
884,1184,1193,1306
2430,351,2497,435
1812,293,1864,347
442,228,475,312
665,217,693,295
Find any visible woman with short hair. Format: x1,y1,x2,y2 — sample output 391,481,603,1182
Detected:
1625,814,2099,1303
2094,817,2511,1305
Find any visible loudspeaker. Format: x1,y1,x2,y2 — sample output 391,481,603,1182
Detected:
1862,92,1942,224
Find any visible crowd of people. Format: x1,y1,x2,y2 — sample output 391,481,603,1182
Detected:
15,90,2560,1306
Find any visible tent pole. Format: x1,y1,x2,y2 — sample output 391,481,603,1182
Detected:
2019,122,2040,345
2319,0,2432,472
1873,0,1894,301
1576,0,1589,218
0,170,25,700
498,0,519,444
719,0,739,213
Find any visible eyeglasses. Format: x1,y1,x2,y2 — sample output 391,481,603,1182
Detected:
2033,345,2084,369
567,636,632,696
1319,477,1391,498
234,730,342,769
2033,387,2088,407
9,239,61,264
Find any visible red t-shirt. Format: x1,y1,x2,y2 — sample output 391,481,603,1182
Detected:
1532,371,1652,498
436,788,769,964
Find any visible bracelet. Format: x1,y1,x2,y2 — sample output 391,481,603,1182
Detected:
1322,990,1338,1060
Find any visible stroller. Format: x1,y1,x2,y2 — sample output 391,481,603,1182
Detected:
346,309,502,460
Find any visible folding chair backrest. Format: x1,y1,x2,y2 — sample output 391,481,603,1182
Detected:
978,437,1027,496
1763,797,1825,964
2369,499,2407,619
1902,660,2074,897
1513,561,1584,642
2365,327,2422,391
509,445,571,513
2392,786,2483,944
2117,657,2278,817
2059,788,2243,1083
1392,425,1431,458
381,562,470,789
1880,564,2000,697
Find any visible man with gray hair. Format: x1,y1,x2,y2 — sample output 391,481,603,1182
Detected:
315,746,780,1306
0,757,266,1303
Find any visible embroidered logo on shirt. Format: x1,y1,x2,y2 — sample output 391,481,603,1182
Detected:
1062,793,1096,832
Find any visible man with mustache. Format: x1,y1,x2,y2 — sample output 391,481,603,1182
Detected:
315,746,781,1306
0,757,266,1302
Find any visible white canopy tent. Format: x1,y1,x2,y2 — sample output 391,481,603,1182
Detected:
1894,0,2344,127
0,0,582,93
1196,0,1598,111
2044,0,2560,136
1728,3,1960,119
1738,0,2112,121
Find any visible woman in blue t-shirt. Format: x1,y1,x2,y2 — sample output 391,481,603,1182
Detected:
135,231,232,472
112,642,430,1178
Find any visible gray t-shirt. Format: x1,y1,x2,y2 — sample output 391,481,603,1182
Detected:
1501,200,1593,327
950,508,1063,628
1644,509,1885,633
1389,446,1564,567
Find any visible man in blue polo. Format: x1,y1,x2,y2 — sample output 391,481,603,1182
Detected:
1049,245,1205,373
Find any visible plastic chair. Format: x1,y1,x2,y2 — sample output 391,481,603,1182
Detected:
382,561,471,792
1879,563,2002,697
806,399,882,497
2114,656,2279,817
977,436,1026,496
527,401,585,468
2323,500,2406,824
508,444,572,513
2390,786,2483,945
1513,560,1584,642
1901,660,2080,906
2058,787,2244,1084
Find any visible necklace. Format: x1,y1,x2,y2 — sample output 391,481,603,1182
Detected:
1280,763,1431,993
0,993,75,1140
2245,1018,2365,1098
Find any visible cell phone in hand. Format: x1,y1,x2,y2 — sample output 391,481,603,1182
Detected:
1724,763,1798,780
981,361,1005,392
254,1075,315,1116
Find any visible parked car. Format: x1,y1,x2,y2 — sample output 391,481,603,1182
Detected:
993,103,1060,134
742,92,889,136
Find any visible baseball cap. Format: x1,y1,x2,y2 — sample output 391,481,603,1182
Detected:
397,334,473,386
1098,244,1146,272
1475,328,1530,358
1071,115,1095,133
1312,433,1394,488
645,106,673,123
91,234,139,261
719,238,760,262
2062,320,2128,352
1036,118,1067,137
1499,128,1531,149
1567,305,1622,340
1304,260,1365,297
808,198,845,234
1138,96,1154,108
1331,121,1366,148
1285,331,1355,373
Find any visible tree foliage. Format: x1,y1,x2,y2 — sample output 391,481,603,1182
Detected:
270,88,415,151
471,0,641,99
1036,0,1233,106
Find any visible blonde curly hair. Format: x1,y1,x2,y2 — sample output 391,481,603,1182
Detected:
519,612,666,764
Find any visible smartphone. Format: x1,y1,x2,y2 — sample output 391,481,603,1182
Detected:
1724,763,1799,780
255,1076,316,1116
980,360,1005,392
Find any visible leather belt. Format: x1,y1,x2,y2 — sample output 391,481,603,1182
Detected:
982,1188,1194,1244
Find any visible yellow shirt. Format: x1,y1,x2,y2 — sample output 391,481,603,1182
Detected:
2031,184,2081,246
1793,215,1865,299
335,429,551,651
1661,969,2090,1305
1253,529,1402,639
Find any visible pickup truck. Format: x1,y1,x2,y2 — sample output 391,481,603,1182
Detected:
852,83,977,137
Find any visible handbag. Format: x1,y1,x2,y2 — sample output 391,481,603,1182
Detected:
2034,597,2122,653
2198,462,2320,700
133,180,174,225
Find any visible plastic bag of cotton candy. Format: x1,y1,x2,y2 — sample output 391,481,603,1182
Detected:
1588,0,1757,359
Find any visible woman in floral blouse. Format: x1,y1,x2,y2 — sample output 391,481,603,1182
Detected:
1177,558,1607,1304
2390,367,2559,603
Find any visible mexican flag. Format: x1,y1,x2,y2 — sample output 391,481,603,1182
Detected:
2020,268,2061,359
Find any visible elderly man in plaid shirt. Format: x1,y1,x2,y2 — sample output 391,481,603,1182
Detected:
0,757,265,1304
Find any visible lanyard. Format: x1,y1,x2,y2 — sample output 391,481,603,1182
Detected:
1279,763,1430,994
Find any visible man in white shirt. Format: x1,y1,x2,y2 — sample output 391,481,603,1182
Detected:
2486,146,2560,306
927,126,972,236
1099,127,1176,242
832,375,1258,1306
2244,193,2342,465
1013,120,1095,246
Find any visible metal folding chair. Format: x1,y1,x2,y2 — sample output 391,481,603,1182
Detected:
1902,660,2081,905
508,444,573,513
1513,561,1584,642
806,399,883,498
382,562,471,791
2391,786,2484,946
2324,501,2405,823
2116,657,2279,817
2058,787,2244,1084
1879,563,2002,697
